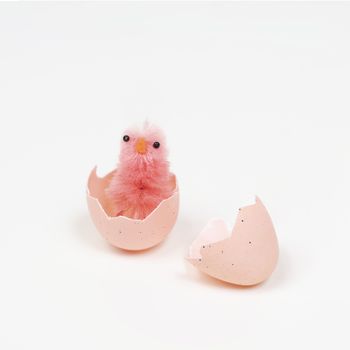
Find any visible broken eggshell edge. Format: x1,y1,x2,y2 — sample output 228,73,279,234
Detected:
187,196,278,286
86,167,179,251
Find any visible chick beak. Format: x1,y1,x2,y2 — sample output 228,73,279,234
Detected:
135,137,147,154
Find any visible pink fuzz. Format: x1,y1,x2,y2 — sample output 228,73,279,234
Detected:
106,123,174,220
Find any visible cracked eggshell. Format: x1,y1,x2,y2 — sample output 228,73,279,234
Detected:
86,167,179,251
187,197,278,286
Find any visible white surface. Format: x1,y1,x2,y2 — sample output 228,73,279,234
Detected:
1,2,350,350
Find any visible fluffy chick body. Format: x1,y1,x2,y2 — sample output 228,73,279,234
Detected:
106,124,173,220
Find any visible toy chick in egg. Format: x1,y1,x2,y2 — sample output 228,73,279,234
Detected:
106,123,174,220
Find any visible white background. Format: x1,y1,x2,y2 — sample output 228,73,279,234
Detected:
1,2,350,350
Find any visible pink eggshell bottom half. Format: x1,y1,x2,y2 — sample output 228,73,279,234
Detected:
87,167,179,251
188,197,278,286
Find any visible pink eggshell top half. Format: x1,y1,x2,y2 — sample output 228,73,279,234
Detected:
86,167,179,251
188,197,278,286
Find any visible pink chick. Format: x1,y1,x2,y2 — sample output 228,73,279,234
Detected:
106,123,174,220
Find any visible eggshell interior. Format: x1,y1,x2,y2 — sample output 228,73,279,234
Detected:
87,167,179,251
188,197,278,286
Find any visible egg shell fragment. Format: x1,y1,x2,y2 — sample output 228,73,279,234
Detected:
188,197,278,286
87,167,179,251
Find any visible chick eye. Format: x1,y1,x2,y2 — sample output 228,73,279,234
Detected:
153,141,160,149
123,135,130,142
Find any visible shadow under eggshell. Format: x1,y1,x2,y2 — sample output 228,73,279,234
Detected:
86,167,179,251
187,197,278,286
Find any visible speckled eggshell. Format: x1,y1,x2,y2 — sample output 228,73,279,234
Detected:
187,197,278,286
87,167,179,251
